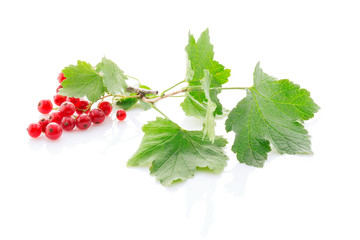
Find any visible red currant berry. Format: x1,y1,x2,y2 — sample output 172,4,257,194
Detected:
49,111,64,124
98,101,113,116
59,101,76,117
38,118,51,132
37,99,53,114
53,94,67,106
61,117,76,131
116,110,127,121
57,72,66,84
45,123,62,140
27,123,42,138
56,85,63,93
66,97,80,105
75,100,90,115
76,114,92,130
89,109,106,124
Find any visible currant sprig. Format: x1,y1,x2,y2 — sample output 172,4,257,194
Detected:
28,28,319,186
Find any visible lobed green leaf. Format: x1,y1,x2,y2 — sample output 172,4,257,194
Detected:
96,57,128,95
128,117,228,185
183,29,231,116
225,63,320,167
59,60,106,102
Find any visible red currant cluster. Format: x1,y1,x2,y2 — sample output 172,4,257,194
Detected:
27,73,127,140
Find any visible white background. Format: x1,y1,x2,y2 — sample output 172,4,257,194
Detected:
0,0,359,239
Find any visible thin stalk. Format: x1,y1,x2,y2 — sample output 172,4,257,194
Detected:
119,95,140,98
185,86,248,91
150,104,170,119
160,79,186,96
142,88,185,104
168,94,186,98
214,87,248,90
125,75,141,84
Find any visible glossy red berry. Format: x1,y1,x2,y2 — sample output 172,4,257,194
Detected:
116,110,127,121
38,118,51,132
56,85,63,93
76,114,92,130
98,101,112,116
53,94,67,106
61,117,76,131
37,99,53,114
57,72,66,83
45,123,62,140
49,111,64,124
66,97,80,105
27,123,42,138
75,100,90,115
89,109,106,124
59,101,76,117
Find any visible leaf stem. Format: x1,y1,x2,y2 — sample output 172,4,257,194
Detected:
125,75,141,84
150,104,170,119
99,94,130,101
142,88,185,104
185,86,248,91
168,94,186,98
160,79,186,97
215,87,248,90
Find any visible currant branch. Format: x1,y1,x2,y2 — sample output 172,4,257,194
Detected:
141,88,185,104
27,28,319,186
126,86,159,96
160,79,186,97
124,83,250,104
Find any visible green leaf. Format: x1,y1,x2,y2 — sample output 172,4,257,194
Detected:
128,117,228,185
225,62,319,167
96,57,128,95
201,70,216,143
181,94,207,119
183,29,231,116
185,57,194,82
139,100,151,110
181,70,217,142
211,60,231,85
208,61,231,115
116,96,138,110
59,60,106,102
185,29,214,81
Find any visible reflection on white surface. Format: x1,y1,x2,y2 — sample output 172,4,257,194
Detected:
25,106,258,238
